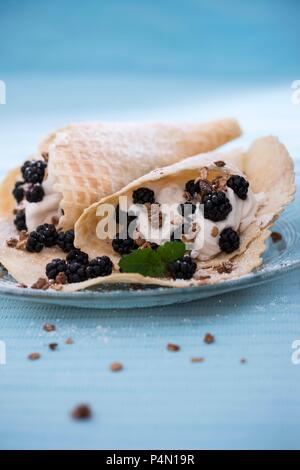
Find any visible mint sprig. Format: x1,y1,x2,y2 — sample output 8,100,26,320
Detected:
118,241,186,278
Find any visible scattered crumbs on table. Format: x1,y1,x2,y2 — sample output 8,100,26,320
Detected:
71,404,92,420
240,357,247,364
64,337,74,345
167,343,181,352
110,362,123,372
271,231,282,243
28,352,41,361
43,323,56,332
191,357,205,363
204,333,215,344
49,343,58,351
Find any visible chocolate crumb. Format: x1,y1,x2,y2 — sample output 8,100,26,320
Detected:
71,404,92,420
55,272,67,285
204,333,215,344
110,362,123,372
43,323,56,332
271,231,282,243
240,357,247,364
65,337,74,345
217,261,234,274
17,283,27,288
15,230,28,250
19,230,28,241
191,357,205,363
41,152,49,162
49,343,58,351
28,352,41,361
199,166,209,180
211,226,219,238
212,175,228,192
214,160,226,167
198,275,211,281
51,283,63,291
6,238,18,248
31,278,50,290
167,343,180,352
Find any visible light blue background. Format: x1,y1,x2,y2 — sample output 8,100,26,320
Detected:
0,0,300,450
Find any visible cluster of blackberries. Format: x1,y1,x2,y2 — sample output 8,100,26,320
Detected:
12,159,47,206
168,255,197,280
218,227,240,253
25,224,75,254
46,250,113,284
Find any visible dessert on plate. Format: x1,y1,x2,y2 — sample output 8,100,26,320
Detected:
0,121,295,291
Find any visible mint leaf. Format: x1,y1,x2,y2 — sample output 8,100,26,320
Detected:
119,248,166,277
157,241,186,263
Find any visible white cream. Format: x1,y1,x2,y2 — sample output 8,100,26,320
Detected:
131,162,264,260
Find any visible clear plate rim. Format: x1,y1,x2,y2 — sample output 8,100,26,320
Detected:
0,254,299,303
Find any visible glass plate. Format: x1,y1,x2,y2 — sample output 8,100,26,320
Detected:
0,188,299,309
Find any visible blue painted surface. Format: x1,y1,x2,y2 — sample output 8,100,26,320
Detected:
0,0,300,451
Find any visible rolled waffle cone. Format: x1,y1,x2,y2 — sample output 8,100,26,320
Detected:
41,119,241,229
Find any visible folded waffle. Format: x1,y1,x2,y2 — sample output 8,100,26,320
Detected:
0,119,241,232
66,136,294,290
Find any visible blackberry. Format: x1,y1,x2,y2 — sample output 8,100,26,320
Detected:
203,191,232,222
12,181,25,203
132,187,155,205
21,160,47,184
46,258,67,280
178,202,196,217
36,224,58,247
57,230,75,252
66,249,89,265
14,210,27,231
227,175,249,200
26,184,45,203
26,231,44,253
149,242,159,250
86,256,113,278
219,227,240,253
185,180,198,198
112,232,138,255
168,255,196,280
66,262,88,283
